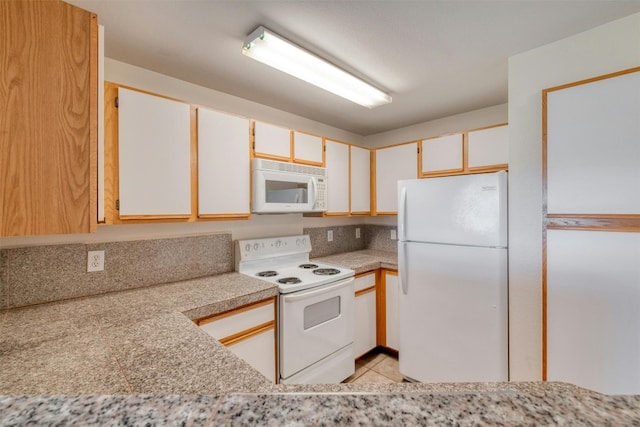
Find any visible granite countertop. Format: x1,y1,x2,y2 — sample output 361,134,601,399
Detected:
2,249,640,425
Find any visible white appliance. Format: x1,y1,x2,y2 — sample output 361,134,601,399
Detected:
235,235,355,384
252,159,327,213
397,171,508,383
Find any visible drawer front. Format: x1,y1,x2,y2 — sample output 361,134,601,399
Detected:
354,272,376,293
199,299,275,340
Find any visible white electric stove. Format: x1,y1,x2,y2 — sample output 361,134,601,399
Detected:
235,235,355,384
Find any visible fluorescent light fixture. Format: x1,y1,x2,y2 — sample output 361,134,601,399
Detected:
242,26,391,108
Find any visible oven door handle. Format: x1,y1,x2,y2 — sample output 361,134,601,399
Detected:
282,277,354,302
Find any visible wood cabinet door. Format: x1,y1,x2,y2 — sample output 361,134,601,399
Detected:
1,1,97,236
253,121,291,161
375,143,417,214
197,108,250,217
467,125,508,169
293,131,324,165
384,271,400,352
325,140,350,214
117,88,191,217
420,134,463,175
350,146,371,214
354,273,377,358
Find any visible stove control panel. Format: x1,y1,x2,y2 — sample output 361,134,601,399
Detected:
235,235,311,262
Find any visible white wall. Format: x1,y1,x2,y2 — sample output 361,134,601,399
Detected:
507,12,640,380
365,103,508,149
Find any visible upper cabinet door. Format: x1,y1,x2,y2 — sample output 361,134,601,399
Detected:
467,125,508,169
375,142,418,214
253,121,291,161
293,131,324,165
350,145,371,214
118,88,191,217
1,1,97,236
197,108,250,217
420,134,463,175
325,140,350,214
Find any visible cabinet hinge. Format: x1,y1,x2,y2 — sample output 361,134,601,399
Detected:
417,146,420,154
115,199,120,211
115,97,119,108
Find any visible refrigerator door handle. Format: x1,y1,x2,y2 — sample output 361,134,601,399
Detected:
399,186,407,241
399,242,408,295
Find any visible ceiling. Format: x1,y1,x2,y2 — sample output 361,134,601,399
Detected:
68,0,640,136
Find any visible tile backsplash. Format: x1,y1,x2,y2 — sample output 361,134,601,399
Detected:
0,233,232,309
304,224,398,258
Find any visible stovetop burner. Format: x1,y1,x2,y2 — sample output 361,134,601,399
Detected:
277,277,302,285
299,263,319,269
313,268,341,276
256,271,278,277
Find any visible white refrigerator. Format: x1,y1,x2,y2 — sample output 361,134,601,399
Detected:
397,171,508,383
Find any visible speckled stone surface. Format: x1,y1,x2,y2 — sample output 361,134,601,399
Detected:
314,249,398,273
0,272,278,395
213,391,640,426
305,225,367,258
2,233,233,308
366,224,399,252
0,395,220,427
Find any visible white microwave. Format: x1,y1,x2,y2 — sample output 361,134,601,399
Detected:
252,159,327,213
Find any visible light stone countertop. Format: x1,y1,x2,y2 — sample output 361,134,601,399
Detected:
2,249,640,425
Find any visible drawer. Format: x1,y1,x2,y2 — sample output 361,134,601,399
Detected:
198,298,275,340
354,272,376,293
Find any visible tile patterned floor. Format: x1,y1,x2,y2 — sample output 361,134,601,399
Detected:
343,350,403,384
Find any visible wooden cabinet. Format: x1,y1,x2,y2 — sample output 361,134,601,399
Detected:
293,131,324,165
116,87,192,218
350,145,371,215
253,121,291,161
1,0,98,236
197,108,250,218
197,298,277,383
324,140,350,215
374,142,418,215
420,134,463,175
380,270,400,352
467,124,508,170
354,272,377,358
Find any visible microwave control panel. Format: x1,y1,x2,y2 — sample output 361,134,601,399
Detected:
315,177,326,210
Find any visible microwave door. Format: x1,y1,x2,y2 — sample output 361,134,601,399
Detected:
254,170,315,213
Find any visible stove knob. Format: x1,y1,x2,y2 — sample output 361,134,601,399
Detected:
302,238,307,246
275,240,281,248
253,243,259,251
296,238,301,246
244,243,251,252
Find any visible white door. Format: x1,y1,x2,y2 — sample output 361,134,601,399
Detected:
398,172,507,247
398,242,508,382
467,125,509,168
325,140,349,214
197,108,250,216
385,271,400,352
293,132,323,165
350,146,370,214
420,133,463,174
375,142,417,213
254,121,291,160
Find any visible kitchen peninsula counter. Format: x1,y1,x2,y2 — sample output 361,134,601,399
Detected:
1,250,639,425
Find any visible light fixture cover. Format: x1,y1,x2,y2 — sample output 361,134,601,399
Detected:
242,26,391,108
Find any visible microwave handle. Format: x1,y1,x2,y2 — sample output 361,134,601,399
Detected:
310,177,318,208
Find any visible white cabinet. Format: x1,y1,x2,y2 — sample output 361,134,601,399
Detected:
253,121,291,161
420,133,463,175
547,230,640,395
197,108,250,217
354,272,377,358
350,145,371,214
375,142,417,214
293,131,324,165
325,140,350,214
117,87,191,217
467,125,508,169
197,298,276,383
384,270,400,352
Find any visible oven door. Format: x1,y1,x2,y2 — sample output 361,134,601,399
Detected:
279,277,354,380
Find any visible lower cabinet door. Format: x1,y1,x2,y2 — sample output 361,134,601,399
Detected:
354,289,377,358
226,327,276,383
385,271,400,352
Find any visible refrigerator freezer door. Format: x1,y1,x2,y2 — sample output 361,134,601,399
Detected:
398,242,508,382
398,171,507,247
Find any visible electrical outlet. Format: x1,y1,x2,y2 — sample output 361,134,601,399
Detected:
327,230,333,242
356,227,361,239
87,250,105,272
390,229,397,240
